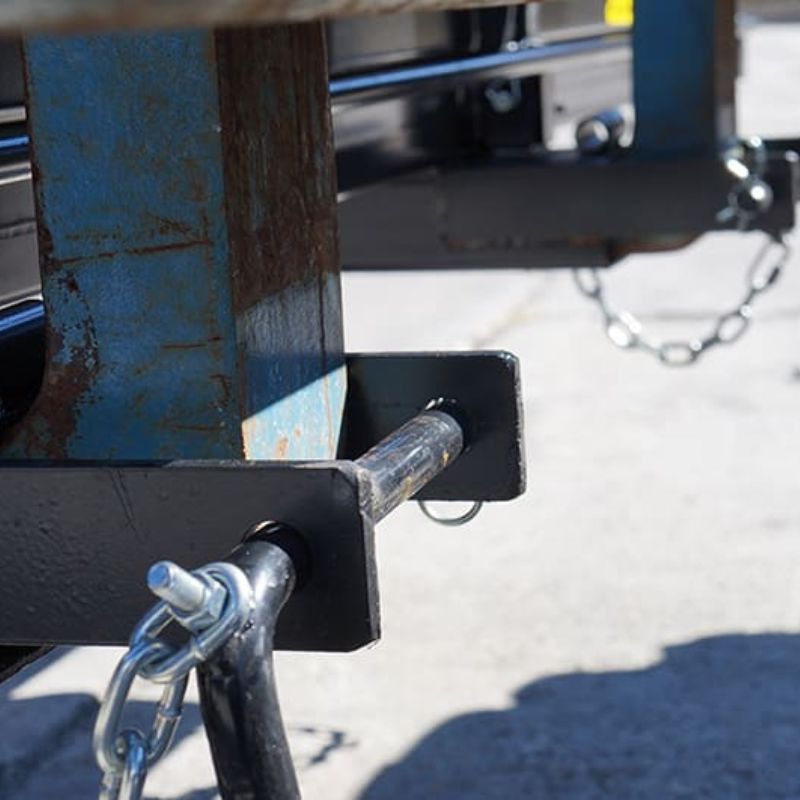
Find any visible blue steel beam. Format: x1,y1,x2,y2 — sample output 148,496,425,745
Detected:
1,25,345,462
632,0,737,158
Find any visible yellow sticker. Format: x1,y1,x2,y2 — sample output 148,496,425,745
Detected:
605,0,634,26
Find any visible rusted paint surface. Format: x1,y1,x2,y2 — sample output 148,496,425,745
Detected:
0,0,537,33
11,275,102,459
215,23,346,460
2,32,240,459
216,24,338,307
2,26,345,461
0,24,346,677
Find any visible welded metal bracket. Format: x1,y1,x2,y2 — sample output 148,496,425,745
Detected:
340,351,524,500
0,351,524,653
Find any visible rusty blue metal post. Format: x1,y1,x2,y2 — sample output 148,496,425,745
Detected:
632,0,736,158
0,23,344,677
2,24,345,462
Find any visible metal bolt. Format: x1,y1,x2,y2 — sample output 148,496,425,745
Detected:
147,561,227,632
576,109,627,156
484,78,522,114
148,562,208,612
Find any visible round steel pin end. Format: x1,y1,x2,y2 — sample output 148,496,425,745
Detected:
147,561,208,613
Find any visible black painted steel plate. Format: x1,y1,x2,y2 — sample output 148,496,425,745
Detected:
340,351,526,501
0,352,525,650
0,461,378,651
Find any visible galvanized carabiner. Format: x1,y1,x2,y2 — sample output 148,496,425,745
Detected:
93,638,189,779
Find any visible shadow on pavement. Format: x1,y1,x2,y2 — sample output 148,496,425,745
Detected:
0,648,209,799
0,648,355,798
361,634,800,800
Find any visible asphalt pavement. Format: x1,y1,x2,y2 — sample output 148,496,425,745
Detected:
1,19,799,800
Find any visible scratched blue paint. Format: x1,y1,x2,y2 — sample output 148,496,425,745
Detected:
632,0,724,158
239,274,346,460
23,33,228,262
43,249,244,459
6,31,345,461
4,32,242,460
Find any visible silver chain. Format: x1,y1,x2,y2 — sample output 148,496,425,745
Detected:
572,135,791,366
572,232,790,366
94,561,253,800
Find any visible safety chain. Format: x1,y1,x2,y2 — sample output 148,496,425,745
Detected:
572,232,791,367
93,561,253,800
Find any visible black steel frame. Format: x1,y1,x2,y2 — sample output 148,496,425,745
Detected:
0,351,524,652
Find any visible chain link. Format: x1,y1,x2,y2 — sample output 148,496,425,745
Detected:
119,732,148,800
572,232,790,367
94,561,253,800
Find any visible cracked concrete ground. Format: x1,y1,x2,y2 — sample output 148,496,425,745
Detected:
1,19,799,800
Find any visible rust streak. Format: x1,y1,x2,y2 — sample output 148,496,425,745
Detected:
210,373,233,405
161,336,223,351
275,436,289,459
0,295,101,458
52,237,212,268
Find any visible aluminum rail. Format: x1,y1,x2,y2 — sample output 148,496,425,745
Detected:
0,0,546,33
